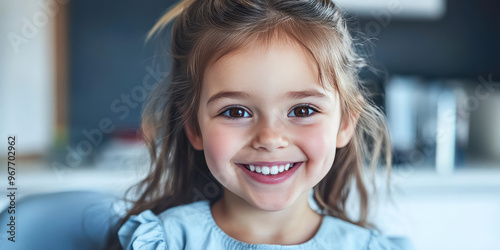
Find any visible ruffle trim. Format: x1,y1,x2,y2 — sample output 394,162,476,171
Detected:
118,210,166,250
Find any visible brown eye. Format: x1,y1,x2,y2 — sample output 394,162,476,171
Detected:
288,106,317,117
221,107,251,118
230,108,244,117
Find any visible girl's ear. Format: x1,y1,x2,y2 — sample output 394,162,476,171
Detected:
336,113,358,148
185,123,203,150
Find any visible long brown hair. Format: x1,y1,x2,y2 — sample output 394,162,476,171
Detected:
109,0,391,248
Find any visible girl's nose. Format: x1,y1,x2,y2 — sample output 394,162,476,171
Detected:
251,127,289,152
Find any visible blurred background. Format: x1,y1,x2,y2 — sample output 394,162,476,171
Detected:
0,0,499,249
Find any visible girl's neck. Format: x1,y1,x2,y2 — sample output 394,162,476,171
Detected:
210,189,322,245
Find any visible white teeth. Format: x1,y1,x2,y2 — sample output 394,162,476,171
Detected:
261,166,270,175
270,166,279,175
245,163,297,175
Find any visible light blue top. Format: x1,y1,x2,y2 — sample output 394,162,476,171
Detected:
118,200,414,250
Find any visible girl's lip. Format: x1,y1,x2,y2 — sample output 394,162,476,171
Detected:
237,162,303,185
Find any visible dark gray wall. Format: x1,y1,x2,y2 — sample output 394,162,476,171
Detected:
356,0,500,78
69,0,174,144
68,0,499,145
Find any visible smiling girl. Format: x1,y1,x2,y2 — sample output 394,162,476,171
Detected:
111,0,412,249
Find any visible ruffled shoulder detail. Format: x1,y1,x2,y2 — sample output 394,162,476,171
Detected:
368,230,416,250
118,210,166,250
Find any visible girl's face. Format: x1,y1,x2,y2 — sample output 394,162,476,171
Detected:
187,39,355,211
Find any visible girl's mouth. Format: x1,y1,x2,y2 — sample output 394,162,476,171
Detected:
242,163,297,175
237,162,303,185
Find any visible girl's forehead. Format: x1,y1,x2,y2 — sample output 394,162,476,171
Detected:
203,38,336,94
208,43,312,78
225,35,311,61
201,40,337,103
207,37,316,76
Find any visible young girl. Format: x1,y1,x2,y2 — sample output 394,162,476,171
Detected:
111,0,412,249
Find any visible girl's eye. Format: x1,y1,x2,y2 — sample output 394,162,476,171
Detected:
220,107,251,119
288,105,318,118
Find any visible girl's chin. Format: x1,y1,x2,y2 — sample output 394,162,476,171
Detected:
245,194,297,212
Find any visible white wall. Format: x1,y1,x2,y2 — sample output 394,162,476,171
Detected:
0,0,62,155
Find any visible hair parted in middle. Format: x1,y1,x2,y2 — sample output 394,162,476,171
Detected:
125,0,391,231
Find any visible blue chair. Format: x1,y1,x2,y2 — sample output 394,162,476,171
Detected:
0,191,122,250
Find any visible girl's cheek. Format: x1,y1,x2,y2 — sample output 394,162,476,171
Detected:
293,122,337,166
204,125,245,165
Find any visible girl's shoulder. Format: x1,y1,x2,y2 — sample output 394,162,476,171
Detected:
318,215,414,249
118,200,414,250
118,200,212,250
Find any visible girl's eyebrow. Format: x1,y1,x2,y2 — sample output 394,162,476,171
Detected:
206,89,329,105
285,89,329,100
207,91,253,105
